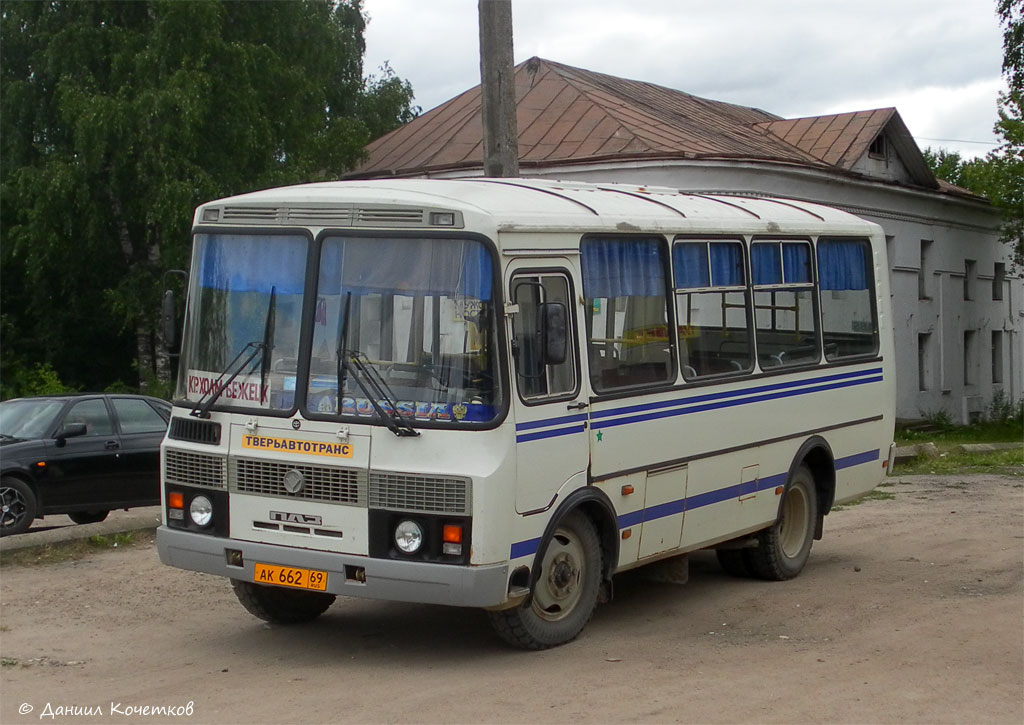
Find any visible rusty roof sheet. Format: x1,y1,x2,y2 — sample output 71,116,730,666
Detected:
354,57,829,178
351,57,947,195
753,109,896,170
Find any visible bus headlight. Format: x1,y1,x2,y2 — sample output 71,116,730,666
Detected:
394,519,424,553
189,495,214,527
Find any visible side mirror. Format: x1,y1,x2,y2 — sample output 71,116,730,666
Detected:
56,422,87,446
539,302,567,365
161,289,177,348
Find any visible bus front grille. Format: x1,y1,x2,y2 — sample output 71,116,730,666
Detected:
164,449,227,489
230,458,365,506
369,472,470,514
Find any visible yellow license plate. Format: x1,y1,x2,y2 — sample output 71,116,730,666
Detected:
253,563,328,591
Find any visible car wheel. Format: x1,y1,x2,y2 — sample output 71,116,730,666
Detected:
230,579,336,624
1,476,37,537
488,510,602,650
745,465,818,581
68,510,110,525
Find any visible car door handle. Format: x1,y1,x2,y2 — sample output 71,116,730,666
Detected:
566,402,588,410
104,440,120,450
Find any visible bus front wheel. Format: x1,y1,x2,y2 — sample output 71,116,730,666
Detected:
488,511,602,650
746,465,818,581
230,579,336,624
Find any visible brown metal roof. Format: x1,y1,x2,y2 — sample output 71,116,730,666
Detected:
351,57,949,195
353,57,830,178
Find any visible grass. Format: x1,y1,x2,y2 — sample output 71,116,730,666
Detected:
893,416,1023,476
0,530,154,568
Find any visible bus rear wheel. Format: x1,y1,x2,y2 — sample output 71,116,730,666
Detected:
746,465,817,581
488,511,602,650
230,579,336,624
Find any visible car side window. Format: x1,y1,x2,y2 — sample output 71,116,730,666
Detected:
113,398,168,434
63,399,114,436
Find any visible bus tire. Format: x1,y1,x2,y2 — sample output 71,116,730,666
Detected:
716,548,753,577
1,476,37,537
746,465,817,581
230,579,336,624
487,511,602,650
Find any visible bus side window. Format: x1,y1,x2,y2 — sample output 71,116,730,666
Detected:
510,274,576,400
672,239,753,379
582,236,674,392
817,238,878,360
752,240,819,369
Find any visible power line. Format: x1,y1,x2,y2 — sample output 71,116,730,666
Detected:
913,136,998,146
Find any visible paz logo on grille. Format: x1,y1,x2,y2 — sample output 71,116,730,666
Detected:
282,469,305,494
270,511,322,526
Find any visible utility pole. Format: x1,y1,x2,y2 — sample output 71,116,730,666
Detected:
478,0,519,177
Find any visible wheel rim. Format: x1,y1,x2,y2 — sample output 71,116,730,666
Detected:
779,483,810,559
1,485,28,531
531,528,586,622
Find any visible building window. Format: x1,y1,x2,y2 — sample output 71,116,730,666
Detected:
918,240,932,300
868,135,887,159
993,262,1005,301
964,259,976,301
992,331,1004,384
963,330,977,386
918,333,931,392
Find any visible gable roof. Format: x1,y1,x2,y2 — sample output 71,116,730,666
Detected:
351,57,953,197
754,108,936,186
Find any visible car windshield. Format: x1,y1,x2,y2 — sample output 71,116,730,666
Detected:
0,399,64,439
307,236,502,426
175,233,308,412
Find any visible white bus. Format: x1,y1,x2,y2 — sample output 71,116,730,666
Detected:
158,178,895,649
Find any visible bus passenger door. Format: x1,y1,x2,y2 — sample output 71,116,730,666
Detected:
508,267,589,514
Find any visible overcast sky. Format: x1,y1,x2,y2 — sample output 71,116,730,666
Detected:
363,0,1007,160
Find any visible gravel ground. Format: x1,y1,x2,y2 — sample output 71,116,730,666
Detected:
0,473,1021,724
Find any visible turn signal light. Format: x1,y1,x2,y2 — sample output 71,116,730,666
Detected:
168,492,184,509
443,524,463,544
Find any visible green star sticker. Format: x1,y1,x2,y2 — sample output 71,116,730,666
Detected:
596,430,603,442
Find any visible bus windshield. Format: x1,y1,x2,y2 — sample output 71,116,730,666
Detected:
306,236,501,426
176,233,308,412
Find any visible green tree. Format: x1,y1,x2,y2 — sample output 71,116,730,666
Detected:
0,0,415,396
996,0,1023,265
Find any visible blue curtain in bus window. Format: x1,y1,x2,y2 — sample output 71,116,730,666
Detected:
582,238,665,298
319,238,492,299
752,243,782,285
710,243,744,286
673,242,709,288
198,235,308,294
818,240,869,290
783,243,811,283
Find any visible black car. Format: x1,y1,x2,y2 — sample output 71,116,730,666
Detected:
0,394,171,536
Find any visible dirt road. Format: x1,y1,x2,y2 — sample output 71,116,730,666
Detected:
1,474,1021,724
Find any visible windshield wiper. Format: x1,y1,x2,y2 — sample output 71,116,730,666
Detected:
333,292,417,437
191,289,276,419
343,351,420,437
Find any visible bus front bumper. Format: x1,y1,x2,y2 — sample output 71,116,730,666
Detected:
157,526,510,608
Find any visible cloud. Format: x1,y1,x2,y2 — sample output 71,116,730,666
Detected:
363,0,1006,158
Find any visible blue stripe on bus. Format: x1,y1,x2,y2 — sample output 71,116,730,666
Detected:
516,413,589,432
515,424,587,443
835,449,880,469
591,376,882,431
509,448,880,559
514,368,883,444
590,368,882,421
